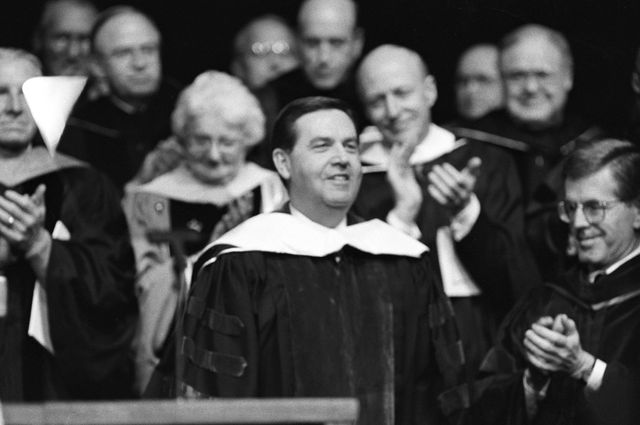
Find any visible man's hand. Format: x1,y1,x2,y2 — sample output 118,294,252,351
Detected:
0,185,48,254
387,141,422,225
523,314,595,381
427,157,481,215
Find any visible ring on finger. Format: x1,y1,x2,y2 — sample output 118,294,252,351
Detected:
6,215,14,225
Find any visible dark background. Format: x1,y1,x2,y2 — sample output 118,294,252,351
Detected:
3,0,640,124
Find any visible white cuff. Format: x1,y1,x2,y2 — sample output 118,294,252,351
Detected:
450,194,481,241
585,359,607,392
386,211,422,240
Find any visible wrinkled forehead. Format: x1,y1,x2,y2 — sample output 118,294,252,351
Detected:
501,36,566,70
292,109,357,146
0,58,41,86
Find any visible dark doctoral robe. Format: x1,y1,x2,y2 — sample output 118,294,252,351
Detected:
148,211,465,425
447,109,603,280
0,147,137,401
124,163,287,394
448,254,640,425
354,124,540,376
57,79,181,193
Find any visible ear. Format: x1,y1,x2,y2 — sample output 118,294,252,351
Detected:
351,28,365,59
272,148,292,181
563,70,574,92
423,75,438,108
632,203,640,230
632,71,640,95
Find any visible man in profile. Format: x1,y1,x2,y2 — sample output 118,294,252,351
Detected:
230,14,299,91
453,43,504,121
0,47,137,400
150,97,464,425
58,6,181,193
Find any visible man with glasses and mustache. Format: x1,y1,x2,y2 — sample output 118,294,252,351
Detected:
447,138,640,425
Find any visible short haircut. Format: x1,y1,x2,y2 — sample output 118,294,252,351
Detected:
296,0,361,31
171,70,265,147
0,48,43,74
501,24,573,73
563,139,640,205
271,96,357,152
90,5,159,52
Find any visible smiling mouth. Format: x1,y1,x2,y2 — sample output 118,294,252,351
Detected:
328,174,350,182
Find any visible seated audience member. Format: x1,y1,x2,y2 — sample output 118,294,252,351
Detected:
453,43,504,121
624,46,640,145
0,48,137,400
449,139,640,425
230,14,299,91
449,24,602,281
354,45,539,375
147,97,465,425
124,71,287,395
32,0,98,78
257,0,366,137
58,6,181,194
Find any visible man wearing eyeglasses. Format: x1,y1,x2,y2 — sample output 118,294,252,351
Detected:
448,138,640,425
447,24,603,281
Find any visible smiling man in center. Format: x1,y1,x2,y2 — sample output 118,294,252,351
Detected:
149,96,465,425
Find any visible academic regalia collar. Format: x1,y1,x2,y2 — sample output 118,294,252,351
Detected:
549,254,640,310
130,162,277,205
201,211,428,264
360,124,466,172
0,146,84,187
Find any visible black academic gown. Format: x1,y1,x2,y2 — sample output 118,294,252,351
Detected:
58,79,181,193
148,211,465,425
354,135,540,375
452,255,640,425
0,147,138,401
447,109,603,280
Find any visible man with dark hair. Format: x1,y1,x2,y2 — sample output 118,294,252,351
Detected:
150,96,464,425
450,139,640,425
0,47,137,400
58,5,181,194
450,24,602,281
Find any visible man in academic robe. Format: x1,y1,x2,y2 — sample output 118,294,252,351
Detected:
58,6,181,194
0,48,137,400
448,24,602,280
148,97,465,425
447,139,640,425
354,44,540,376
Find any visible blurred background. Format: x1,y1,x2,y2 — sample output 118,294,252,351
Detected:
3,0,640,124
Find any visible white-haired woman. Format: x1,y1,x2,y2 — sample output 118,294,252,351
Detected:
124,71,286,395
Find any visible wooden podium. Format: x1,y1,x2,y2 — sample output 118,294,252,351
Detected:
0,398,359,425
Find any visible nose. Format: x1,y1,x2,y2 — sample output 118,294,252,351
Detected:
571,205,590,229
523,74,540,93
384,95,399,118
66,38,88,58
6,91,25,115
331,143,350,165
208,141,222,162
317,42,331,64
131,50,148,69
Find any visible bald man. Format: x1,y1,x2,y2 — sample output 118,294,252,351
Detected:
454,43,504,120
449,24,602,281
354,45,540,377
231,14,299,90
58,6,181,193
255,0,366,165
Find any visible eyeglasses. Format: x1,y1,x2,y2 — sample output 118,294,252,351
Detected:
249,41,292,57
557,200,624,224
